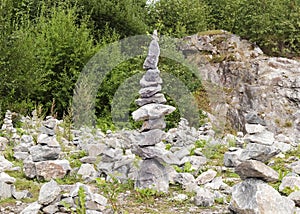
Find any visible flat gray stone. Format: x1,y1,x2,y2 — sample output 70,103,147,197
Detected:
230,179,295,214
132,103,175,121
196,169,217,185
239,143,280,162
20,202,42,214
235,160,279,182
29,145,61,162
141,118,166,131
135,129,166,146
38,179,61,205
245,124,266,134
244,130,275,145
245,113,267,126
140,75,162,87
136,93,167,106
139,85,161,98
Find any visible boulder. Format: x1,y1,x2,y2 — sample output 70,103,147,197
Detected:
29,145,61,162
230,179,295,214
35,160,71,180
235,160,279,182
38,179,61,205
135,159,169,192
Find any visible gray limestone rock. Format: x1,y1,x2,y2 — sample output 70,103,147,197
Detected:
290,161,300,175
239,143,280,162
42,204,59,214
273,141,292,153
38,179,61,205
86,144,106,157
140,75,162,87
0,181,12,199
23,159,37,178
0,155,13,171
0,137,8,151
245,113,267,126
196,169,217,185
230,179,295,214
224,149,243,167
135,93,167,106
29,145,61,162
194,187,215,207
77,163,97,181
0,172,16,184
141,118,166,131
144,69,160,82
180,156,207,170
93,193,108,206
244,130,275,145
279,175,300,192
135,129,166,146
20,202,42,214
139,85,162,98
132,103,176,121
245,124,266,134
12,186,32,200
174,173,196,187
235,160,279,182
135,159,169,192
288,191,300,206
143,37,160,70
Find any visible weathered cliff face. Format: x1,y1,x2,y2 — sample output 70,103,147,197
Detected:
180,31,300,143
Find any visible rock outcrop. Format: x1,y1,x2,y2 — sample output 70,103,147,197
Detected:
180,31,300,143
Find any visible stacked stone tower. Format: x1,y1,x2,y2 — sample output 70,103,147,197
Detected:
132,31,175,192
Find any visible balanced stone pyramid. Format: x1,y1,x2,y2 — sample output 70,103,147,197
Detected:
132,30,176,192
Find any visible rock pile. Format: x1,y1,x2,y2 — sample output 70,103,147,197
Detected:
22,116,71,180
21,180,108,214
1,110,20,141
228,113,296,213
131,30,175,192
224,112,280,167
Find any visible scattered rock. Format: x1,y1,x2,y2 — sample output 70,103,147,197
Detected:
235,160,279,182
230,179,295,214
38,179,61,205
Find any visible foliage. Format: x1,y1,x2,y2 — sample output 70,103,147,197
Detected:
204,0,300,57
75,186,87,214
147,0,209,37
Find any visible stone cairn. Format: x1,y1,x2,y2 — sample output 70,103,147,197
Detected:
131,30,176,192
1,110,20,141
22,116,71,180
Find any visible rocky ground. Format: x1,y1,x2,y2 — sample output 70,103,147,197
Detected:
0,109,300,214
